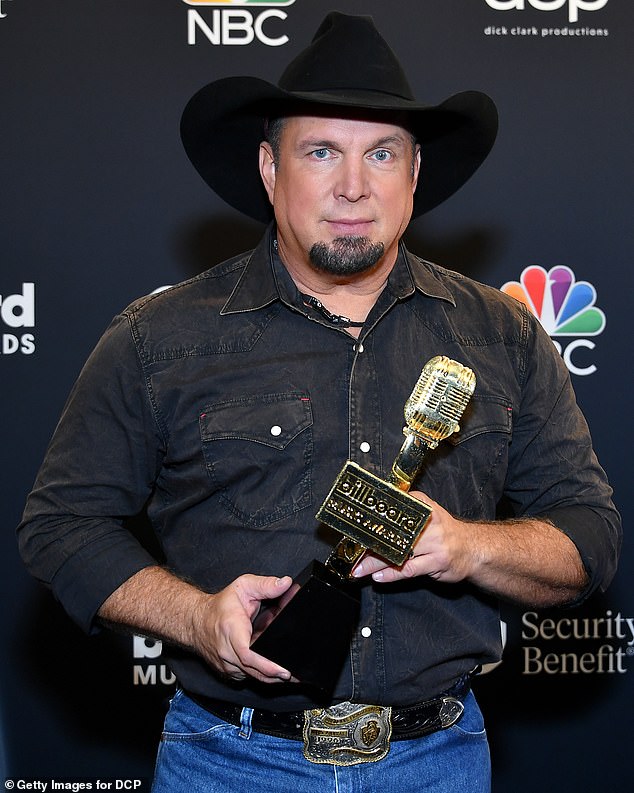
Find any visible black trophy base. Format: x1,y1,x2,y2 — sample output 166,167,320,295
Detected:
250,560,360,693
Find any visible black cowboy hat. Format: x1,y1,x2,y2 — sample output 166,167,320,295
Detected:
180,11,498,222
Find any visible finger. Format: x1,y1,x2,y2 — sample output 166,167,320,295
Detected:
238,574,294,607
354,553,428,583
228,623,294,683
409,489,437,508
217,640,291,684
369,560,416,583
223,662,248,682
241,647,293,683
351,554,390,578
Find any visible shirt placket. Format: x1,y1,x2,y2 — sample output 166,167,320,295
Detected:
346,332,388,703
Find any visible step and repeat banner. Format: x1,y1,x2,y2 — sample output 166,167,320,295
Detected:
1,1,631,790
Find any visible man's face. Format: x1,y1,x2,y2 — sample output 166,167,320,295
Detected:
259,114,420,278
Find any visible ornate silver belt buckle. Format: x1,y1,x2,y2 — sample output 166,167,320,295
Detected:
302,701,392,766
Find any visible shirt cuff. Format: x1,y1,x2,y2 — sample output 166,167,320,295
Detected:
51,532,159,634
542,504,621,604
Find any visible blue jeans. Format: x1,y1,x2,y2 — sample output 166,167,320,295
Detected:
151,689,491,793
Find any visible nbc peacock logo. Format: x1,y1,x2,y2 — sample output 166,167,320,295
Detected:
500,265,606,376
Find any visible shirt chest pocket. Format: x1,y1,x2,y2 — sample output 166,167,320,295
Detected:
449,395,512,446
423,395,513,518
199,392,314,528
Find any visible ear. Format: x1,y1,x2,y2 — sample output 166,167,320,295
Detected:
412,144,421,193
259,142,276,205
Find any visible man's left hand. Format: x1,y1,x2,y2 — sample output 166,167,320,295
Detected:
351,491,472,584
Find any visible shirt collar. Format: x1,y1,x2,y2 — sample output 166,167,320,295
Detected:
398,244,457,307
221,224,456,315
220,225,279,315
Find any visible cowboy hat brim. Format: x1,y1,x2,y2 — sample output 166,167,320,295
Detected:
180,76,498,223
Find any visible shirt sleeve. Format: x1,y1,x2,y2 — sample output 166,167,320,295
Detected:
503,311,621,601
17,311,164,633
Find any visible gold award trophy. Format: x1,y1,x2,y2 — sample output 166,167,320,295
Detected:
251,356,476,692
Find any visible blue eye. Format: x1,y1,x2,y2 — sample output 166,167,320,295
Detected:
312,148,330,159
373,149,391,162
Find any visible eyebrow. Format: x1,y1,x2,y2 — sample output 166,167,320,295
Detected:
296,133,410,152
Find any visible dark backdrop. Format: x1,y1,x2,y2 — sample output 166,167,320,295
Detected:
2,1,631,790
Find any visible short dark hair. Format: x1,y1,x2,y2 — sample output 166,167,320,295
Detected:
263,116,286,163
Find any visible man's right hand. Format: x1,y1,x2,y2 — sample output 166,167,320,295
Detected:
98,566,295,684
192,573,295,684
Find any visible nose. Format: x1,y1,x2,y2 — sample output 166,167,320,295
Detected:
335,157,370,202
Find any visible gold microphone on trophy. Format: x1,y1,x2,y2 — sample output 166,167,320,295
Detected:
320,356,476,577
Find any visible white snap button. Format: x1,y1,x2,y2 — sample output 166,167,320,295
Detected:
361,626,372,638
270,425,282,436
360,442,371,453
354,343,364,353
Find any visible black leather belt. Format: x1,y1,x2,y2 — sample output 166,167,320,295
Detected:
186,676,470,744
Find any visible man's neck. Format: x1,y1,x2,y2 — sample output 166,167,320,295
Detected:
275,244,397,328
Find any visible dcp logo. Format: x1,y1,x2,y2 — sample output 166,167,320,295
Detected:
184,0,296,47
484,0,608,24
500,265,606,376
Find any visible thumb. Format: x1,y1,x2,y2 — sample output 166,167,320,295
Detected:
237,573,293,602
259,574,293,599
243,575,294,628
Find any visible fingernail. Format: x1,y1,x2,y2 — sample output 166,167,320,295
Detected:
372,571,384,582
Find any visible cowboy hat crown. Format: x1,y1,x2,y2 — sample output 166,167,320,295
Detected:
180,12,498,222
277,11,416,102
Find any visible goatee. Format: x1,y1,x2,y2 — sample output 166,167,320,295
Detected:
309,236,384,276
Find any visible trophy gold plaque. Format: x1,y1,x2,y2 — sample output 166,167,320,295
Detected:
251,356,476,692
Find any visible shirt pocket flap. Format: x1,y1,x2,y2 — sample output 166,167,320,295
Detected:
199,392,313,451
447,395,512,446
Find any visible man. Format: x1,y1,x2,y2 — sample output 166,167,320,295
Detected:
18,12,620,793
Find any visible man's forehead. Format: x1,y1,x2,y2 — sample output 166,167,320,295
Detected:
281,111,414,142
